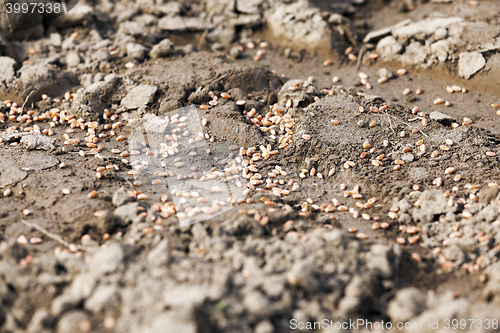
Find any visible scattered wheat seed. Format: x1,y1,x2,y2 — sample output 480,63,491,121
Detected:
454,174,462,182
411,253,422,262
416,88,423,95
444,100,451,107
445,167,455,175
88,190,97,199
17,235,28,245
23,209,31,216
357,233,367,240
486,151,496,157
347,226,357,233
30,237,43,244
4,189,12,197
388,212,398,219
369,121,376,128
396,237,406,244
434,98,444,105
62,188,70,195
396,68,406,76
432,177,443,187
403,88,411,95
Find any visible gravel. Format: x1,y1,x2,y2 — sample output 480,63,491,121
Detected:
1,0,500,332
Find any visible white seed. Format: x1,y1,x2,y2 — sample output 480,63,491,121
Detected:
30,237,42,244
17,235,28,245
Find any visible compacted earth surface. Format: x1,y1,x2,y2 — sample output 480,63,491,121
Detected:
1,0,500,332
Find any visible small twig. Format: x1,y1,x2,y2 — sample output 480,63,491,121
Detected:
22,91,34,109
21,220,73,249
381,111,395,134
356,45,365,70
197,28,209,51
381,111,429,138
124,178,134,187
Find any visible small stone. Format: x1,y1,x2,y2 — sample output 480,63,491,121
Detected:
57,311,89,333
147,239,171,266
20,134,55,151
254,320,275,333
126,43,147,60
150,38,175,59
85,285,119,313
0,57,16,85
458,52,485,79
387,287,426,322
66,51,81,67
429,111,455,125
376,36,403,60
95,210,117,234
377,68,394,79
89,243,124,276
121,85,157,110
51,293,83,316
143,312,196,333
112,187,135,206
402,154,415,162
50,33,62,47
243,291,271,316
113,202,139,226
230,46,242,58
